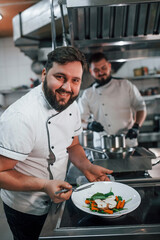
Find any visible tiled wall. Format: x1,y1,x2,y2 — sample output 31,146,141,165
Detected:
0,37,38,90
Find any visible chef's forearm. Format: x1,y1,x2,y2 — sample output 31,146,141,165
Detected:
68,144,92,173
0,169,47,191
135,110,147,127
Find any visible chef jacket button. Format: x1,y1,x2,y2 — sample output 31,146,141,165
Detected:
108,124,111,127
102,103,104,106
105,114,108,116
51,146,54,149
48,121,51,124
69,113,72,116
72,136,74,139
99,93,102,95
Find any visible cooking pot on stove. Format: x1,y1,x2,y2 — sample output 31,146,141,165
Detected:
79,130,93,147
101,134,126,153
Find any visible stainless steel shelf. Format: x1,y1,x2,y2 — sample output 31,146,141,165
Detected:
138,132,160,143
129,74,160,80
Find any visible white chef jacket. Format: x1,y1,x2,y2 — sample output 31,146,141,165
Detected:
78,78,146,147
0,84,82,215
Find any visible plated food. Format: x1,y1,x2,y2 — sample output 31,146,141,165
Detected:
85,190,131,214
71,181,141,218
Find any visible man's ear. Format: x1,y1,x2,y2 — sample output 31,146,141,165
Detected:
41,68,46,82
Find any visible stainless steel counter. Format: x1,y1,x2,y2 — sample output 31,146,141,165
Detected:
39,148,160,240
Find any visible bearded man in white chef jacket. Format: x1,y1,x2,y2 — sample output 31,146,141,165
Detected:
78,52,147,148
0,47,113,240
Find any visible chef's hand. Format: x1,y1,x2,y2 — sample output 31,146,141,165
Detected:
84,164,113,182
125,123,139,139
43,179,72,203
87,121,104,132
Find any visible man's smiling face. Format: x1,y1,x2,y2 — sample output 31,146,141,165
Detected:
42,61,83,111
89,58,111,84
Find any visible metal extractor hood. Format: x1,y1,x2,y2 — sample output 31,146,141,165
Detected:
12,0,160,62
66,0,160,62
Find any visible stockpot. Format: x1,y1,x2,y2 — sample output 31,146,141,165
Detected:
101,134,126,153
78,130,93,147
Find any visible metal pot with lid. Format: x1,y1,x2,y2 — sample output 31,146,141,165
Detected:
101,134,126,153
78,130,93,148
79,130,108,159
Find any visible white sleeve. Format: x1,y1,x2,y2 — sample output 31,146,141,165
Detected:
78,90,92,125
0,111,35,161
129,82,146,111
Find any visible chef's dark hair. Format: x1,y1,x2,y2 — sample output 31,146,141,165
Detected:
45,46,86,72
88,52,108,67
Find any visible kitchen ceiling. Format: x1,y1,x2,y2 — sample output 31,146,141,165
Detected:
0,0,41,37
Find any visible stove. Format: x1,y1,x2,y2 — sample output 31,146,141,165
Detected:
40,147,160,240
59,184,160,228
40,180,160,240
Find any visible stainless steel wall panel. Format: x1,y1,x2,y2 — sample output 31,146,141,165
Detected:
114,6,124,37
133,4,140,36
90,7,98,39
147,2,159,34
67,8,77,42
121,5,129,37
77,8,86,40
138,4,148,35
153,2,160,34
126,4,136,36
102,6,110,38
109,7,115,38
97,7,103,38
84,8,90,39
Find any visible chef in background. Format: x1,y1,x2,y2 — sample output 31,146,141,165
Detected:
78,52,147,148
0,47,113,240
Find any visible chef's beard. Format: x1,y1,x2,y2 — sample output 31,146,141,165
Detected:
43,77,78,112
95,75,112,86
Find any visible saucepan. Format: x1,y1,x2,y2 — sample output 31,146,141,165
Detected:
100,134,134,158
101,134,126,153
79,131,133,159
79,130,108,159
79,130,93,147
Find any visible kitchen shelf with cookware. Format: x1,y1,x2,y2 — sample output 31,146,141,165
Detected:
127,73,160,148
129,74,160,99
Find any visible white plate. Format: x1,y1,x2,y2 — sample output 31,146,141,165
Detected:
71,181,141,218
